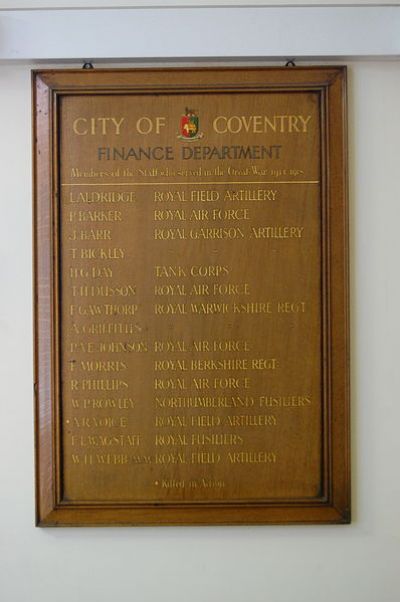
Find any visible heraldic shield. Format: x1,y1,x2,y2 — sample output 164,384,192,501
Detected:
179,108,200,139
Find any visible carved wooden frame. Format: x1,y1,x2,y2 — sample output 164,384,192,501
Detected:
33,67,350,526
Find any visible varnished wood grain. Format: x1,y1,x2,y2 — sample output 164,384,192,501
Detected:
33,67,350,526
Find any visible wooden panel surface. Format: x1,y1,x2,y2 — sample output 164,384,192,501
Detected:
33,67,350,526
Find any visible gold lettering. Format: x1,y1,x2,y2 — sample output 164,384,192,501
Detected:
70,379,129,391
251,226,304,239
228,451,277,463
213,115,312,134
72,416,128,428
277,301,306,313
71,434,140,447
72,117,125,135
226,414,277,427
68,210,123,222
259,395,312,408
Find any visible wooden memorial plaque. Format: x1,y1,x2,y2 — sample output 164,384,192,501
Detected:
33,67,350,526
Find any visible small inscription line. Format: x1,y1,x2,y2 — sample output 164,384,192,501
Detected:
61,181,320,187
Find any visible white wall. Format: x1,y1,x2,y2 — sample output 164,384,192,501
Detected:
1,6,398,60
0,23,400,602
0,0,386,7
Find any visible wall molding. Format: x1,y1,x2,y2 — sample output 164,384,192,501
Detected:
0,6,399,61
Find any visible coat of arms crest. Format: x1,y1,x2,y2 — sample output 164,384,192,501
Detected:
177,107,203,140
